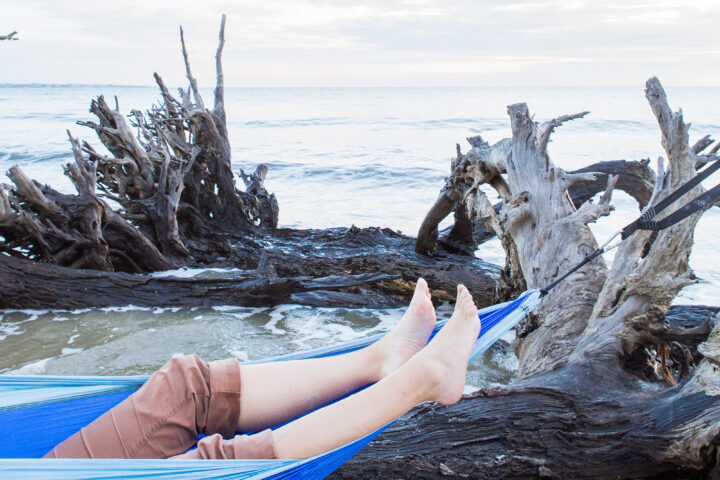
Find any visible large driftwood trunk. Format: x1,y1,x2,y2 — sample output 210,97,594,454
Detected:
335,78,720,479
0,228,501,310
0,253,401,309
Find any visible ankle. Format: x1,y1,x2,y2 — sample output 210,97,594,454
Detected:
404,352,445,403
363,342,387,383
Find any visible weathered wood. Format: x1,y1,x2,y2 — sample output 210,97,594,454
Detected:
434,159,657,255
335,356,720,479
665,305,718,347
418,138,658,257
0,253,402,310
336,77,720,479
1,17,282,273
567,159,655,208
262,227,501,305
0,221,502,309
416,137,511,256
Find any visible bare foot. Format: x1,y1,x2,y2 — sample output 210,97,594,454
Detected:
420,284,479,405
377,278,437,378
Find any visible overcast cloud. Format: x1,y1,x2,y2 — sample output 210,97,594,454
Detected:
2,0,719,86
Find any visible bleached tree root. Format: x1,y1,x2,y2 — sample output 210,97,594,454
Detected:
336,78,720,479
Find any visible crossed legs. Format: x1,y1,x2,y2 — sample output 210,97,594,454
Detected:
46,280,480,460
272,285,479,458
234,278,437,433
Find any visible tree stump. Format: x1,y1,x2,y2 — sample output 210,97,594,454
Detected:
335,77,720,479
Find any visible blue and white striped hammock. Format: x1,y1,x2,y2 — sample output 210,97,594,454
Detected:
0,290,541,480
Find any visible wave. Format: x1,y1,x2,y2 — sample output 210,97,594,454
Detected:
251,163,443,186
240,116,509,129
0,150,73,165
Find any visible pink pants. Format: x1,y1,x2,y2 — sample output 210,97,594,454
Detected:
44,355,276,459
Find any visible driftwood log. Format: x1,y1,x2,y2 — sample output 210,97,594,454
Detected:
0,16,500,309
334,78,720,479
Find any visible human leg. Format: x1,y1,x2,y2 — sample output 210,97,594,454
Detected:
271,285,479,459
235,278,436,432
46,278,437,459
44,355,243,459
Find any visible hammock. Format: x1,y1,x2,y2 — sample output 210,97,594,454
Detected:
0,289,541,479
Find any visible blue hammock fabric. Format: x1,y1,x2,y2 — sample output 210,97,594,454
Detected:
0,289,541,480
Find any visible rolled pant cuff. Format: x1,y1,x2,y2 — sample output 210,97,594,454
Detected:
173,429,277,460
204,358,243,439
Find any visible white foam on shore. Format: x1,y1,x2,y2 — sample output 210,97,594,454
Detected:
0,310,45,324
0,308,50,317
263,305,294,335
290,318,357,349
10,358,51,375
212,305,259,313
0,307,91,321
463,384,481,395
61,347,82,356
99,305,184,314
227,349,249,362
291,306,406,350
150,267,246,278
0,323,23,341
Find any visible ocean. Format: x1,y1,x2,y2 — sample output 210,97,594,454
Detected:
0,85,718,384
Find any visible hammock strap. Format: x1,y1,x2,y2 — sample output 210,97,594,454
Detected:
539,248,604,296
541,158,720,297
621,157,720,239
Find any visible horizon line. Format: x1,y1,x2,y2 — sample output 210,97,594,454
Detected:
3,83,720,89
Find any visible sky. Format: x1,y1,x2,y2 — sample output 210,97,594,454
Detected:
2,0,719,87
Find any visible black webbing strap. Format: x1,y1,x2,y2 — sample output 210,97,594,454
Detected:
621,158,720,239
540,158,720,297
539,248,604,296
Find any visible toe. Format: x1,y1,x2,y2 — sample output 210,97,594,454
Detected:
455,286,477,317
409,282,424,306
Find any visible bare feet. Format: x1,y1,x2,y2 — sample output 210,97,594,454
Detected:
420,284,479,405
377,278,437,378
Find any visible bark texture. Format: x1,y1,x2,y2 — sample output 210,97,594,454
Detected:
336,77,720,479
0,253,401,309
417,143,657,257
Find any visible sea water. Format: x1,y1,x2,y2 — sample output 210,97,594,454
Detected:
0,85,718,385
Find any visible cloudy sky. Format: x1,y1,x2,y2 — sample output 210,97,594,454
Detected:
2,0,719,86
